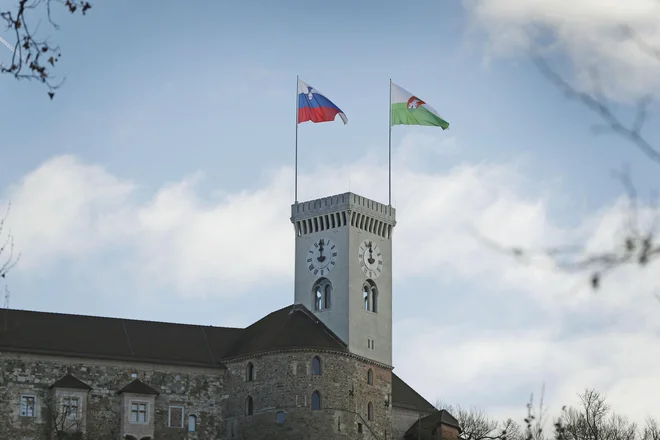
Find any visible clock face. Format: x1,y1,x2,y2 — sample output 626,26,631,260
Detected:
307,238,338,276
358,240,383,279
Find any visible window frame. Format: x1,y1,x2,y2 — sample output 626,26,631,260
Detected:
311,391,322,410
188,414,197,432
129,400,149,424
245,396,254,416
311,356,322,375
168,405,185,428
20,394,37,418
246,362,255,382
61,395,81,419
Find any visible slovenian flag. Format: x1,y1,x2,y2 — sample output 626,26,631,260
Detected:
297,79,348,125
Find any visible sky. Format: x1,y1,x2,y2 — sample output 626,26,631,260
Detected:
2,0,660,429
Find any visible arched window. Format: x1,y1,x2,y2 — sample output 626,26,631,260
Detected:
245,396,253,416
246,362,254,381
276,411,285,424
188,415,196,432
367,369,373,385
363,280,379,313
311,391,321,410
367,401,374,421
311,356,322,375
312,278,332,311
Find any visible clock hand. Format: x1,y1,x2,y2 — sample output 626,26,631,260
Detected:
367,241,375,265
317,239,326,263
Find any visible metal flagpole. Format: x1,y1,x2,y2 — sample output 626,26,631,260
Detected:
388,79,392,206
295,75,299,204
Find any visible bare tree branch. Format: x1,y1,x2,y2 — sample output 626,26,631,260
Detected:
0,0,92,99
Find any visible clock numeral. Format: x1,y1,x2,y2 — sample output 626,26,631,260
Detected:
320,269,325,275
330,261,336,266
332,252,337,257
331,244,336,250
360,261,365,267
314,242,319,248
377,252,381,257
307,258,312,263
378,260,382,265
308,250,313,254
308,264,314,271
314,269,319,275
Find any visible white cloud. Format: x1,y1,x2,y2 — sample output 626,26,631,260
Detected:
3,134,659,424
464,0,660,101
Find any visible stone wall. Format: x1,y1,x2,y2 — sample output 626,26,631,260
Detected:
0,351,225,440
224,350,394,439
392,406,434,439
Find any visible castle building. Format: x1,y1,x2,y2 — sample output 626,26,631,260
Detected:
0,192,461,440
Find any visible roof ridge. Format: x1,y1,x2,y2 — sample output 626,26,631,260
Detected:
2,308,242,330
292,305,348,349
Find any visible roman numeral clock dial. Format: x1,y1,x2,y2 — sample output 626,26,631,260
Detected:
359,240,383,278
307,238,338,276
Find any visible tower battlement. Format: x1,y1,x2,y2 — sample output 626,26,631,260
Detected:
291,192,396,238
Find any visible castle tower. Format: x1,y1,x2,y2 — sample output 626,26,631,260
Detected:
291,193,396,366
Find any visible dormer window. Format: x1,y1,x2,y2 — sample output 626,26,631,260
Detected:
131,402,148,423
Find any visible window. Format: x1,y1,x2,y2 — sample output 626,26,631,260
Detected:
168,405,184,428
363,279,379,313
62,396,80,419
188,415,196,432
367,401,374,421
311,391,321,410
367,369,373,385
245,396,254,416
312,278,332,311
130,402,148,423
276,411,285,425
358,423,363,433
246,362,254,381
311,356,322,375
20,395,36,417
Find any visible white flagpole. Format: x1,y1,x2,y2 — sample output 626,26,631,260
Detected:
295,75,299,204
388,79,392,206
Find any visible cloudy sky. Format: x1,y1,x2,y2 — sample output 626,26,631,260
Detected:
2,0,660,428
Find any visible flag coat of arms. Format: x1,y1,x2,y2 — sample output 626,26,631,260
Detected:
390,82,449,130
297,79,348,125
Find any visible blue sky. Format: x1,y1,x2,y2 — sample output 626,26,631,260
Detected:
2,0,660,426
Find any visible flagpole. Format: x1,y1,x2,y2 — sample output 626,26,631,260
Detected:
295,75,299,204
388,79,392,206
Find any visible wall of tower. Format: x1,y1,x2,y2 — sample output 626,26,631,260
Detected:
291,193,396,367
224,350,393,439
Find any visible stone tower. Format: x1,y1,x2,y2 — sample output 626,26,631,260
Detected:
291,192,396,366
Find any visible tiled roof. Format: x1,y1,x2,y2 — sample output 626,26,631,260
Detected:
222,304,347,359
392,372,437,412
404,409,462,439
0,308,242,367
117,378,159,395
49,373,92,390
0,304,347,366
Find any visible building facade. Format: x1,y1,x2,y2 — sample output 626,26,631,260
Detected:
0,192,459,439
